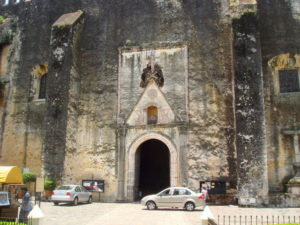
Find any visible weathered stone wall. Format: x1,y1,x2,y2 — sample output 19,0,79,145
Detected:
233,12,268,206
43,11,84,179
0,0,237,202
183,0,236,192
1,0,298,205
258,0,300,196
0,12,45,174
0,16,23,168
0,0,74,175
266,54,300,194
61,0,237,201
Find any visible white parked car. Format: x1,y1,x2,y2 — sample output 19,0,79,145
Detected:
141,187,205,211
51,185,92,205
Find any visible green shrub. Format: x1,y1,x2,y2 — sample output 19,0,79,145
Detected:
0,222,26,225
272,224,300,225
274,224,300,225
0,16,4,24
44,178,57,191
22,172,37,184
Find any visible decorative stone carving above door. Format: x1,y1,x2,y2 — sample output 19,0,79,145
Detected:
117,45,189,124
126,81,176,126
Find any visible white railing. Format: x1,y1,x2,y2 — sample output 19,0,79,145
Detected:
1,0,31,7
216,215,300,225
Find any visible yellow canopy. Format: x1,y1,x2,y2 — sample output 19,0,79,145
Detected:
0,166,23,184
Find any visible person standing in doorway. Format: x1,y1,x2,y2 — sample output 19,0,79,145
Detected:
201,186,209,199
19,187,31,224
201,186,209,207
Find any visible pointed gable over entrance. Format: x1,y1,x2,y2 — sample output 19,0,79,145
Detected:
126,81,176,126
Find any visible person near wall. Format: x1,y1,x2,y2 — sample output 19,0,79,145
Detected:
201,186,209,207
19,187,31,224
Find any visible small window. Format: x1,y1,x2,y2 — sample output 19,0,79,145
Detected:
179,189,187,195
147,106,158,124
279,70,300,93
31,64,48,101
186,190,191,195
80,186,87,192
173,189,179,195
75,186,81,192
38,73,47,99
160,189,170,196
57,185,73,190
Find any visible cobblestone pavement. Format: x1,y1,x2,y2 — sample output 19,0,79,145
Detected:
39,202,300,225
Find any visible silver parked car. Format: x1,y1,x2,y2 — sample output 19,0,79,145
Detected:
51,185,92,205
141,187,205,211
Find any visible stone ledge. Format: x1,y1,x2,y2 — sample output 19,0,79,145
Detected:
53,10,83,27
269,193,300,207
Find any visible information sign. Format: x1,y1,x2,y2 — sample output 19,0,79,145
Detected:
36,177,44,192
0,192,10,206
82,180,104,193
200,181,226,195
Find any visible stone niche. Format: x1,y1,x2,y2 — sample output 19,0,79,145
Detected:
30,64,48,101
117,45,188,124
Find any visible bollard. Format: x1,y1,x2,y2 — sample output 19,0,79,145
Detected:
201,206,215,225
28,204,44,225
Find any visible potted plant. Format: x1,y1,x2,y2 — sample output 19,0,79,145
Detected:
22,172,37,195
44,178,57,198
22,172,37,184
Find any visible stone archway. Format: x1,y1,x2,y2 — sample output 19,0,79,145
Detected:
126,133,178,201
137,139,170,197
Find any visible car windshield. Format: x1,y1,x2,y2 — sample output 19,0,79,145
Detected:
56,185,74,190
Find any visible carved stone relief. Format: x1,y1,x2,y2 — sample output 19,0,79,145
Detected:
140,63,164,88
134,110,145,125
159,108,171,124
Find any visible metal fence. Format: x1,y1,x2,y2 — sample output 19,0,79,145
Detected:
217,215,300,225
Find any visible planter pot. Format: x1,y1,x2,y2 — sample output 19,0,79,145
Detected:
44,190,52,198
27,181,35,195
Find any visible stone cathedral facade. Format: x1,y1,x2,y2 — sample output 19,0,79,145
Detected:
0,0,299,206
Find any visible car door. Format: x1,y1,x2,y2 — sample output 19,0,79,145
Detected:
171,188,186,207
155,188,173,207
80,186,89,201
75,186,83,202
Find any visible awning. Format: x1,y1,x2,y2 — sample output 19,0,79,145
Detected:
0,166,23,184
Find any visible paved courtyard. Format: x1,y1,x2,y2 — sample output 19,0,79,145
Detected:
38,202,300,225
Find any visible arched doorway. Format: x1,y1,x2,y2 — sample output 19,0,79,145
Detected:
136,139,170,198
126,133,178,201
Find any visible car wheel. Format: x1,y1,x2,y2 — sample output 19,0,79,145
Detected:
73,197,78,206
146,201,156,210
185,202,195,211
54,202,59,206
88,196,92,204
